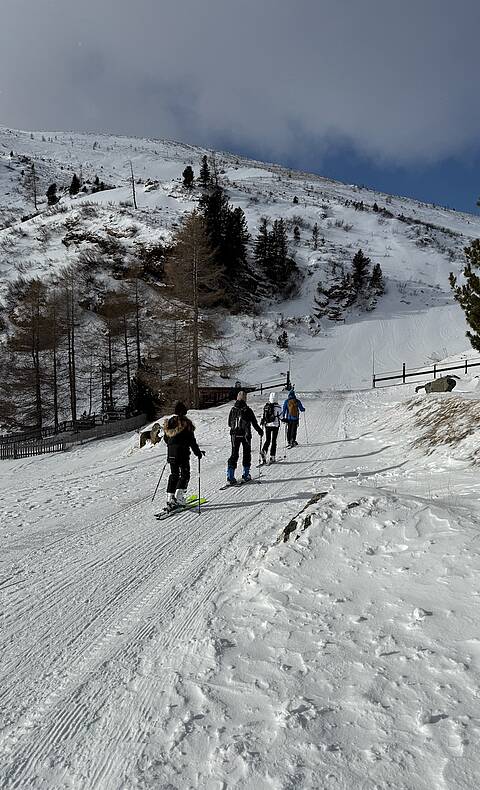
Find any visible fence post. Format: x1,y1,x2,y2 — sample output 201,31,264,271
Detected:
372,374,376,388
402,363,406,384
433,364,436,379
465,359,468,374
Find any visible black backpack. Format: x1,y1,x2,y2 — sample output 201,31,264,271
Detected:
230,405,249,436
263,402,275,424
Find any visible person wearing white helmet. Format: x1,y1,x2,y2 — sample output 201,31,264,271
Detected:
260,392,282,464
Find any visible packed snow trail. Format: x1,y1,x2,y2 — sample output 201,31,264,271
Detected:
2,389,480,788
1,393,348,788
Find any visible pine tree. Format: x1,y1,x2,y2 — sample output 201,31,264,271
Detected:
312,222,319,250
69,173,80,196
6,279,49,427
224,207,249,275
46,183,58,206
199,155,211,189
254,218,270,270
370,262,385,295
199,187,250,304
351,249,371,296
271,219,289,280
23,162,38,210
165,211,224,407
199,186,229,252
182,165,194,188
293,225,301,243
450,239,480,351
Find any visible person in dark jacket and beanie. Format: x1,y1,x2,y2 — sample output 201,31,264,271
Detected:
163,401,204,510
227,391,263,484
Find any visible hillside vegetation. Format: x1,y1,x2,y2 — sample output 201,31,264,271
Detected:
0,126,479,428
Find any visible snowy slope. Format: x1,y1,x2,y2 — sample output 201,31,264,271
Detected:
1,125,479,391
2,384,480,788
2,127,480,788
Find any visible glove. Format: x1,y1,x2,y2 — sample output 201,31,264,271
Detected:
200,450,206,457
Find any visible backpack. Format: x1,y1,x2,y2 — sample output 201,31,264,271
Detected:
230,405,249,436
287,398,299,418
263,402,275,424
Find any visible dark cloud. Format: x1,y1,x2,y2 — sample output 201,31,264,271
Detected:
0,0,479,165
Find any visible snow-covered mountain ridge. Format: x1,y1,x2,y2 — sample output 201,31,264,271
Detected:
1,125,479,391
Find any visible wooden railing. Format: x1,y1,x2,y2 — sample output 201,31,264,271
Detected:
0,409,135,447
0,414,146,460
372,356,480,388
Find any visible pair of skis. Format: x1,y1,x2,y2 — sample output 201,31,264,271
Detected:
155,494,207,521
218,478,262,492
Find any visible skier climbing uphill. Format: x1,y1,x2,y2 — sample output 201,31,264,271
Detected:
227,391,263,484
282,389,305,448
163,401,204,511
260,392,282,464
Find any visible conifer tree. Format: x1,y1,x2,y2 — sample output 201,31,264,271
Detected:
312,222,319,250
7,279,48,427
450,239,480,351
199,187,250,303
293,225,301,243
165,211,223,407
199,155,211,189
69,173,80,196
370,262,385,295
24,162,38,210
46,183,58,206
351,249,371,296
254,218,270,270
182,165,194,188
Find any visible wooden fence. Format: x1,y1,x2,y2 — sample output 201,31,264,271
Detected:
0,414,146,460
0,409,134,447
372,356,480,388
0,437,66,460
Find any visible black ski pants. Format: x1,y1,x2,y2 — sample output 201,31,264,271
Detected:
228,434,251,470
167,457,190,493
262,426,279,457
287,420,299,445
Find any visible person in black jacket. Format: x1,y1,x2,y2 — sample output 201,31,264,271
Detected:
163,401,204,510
227,391,263,484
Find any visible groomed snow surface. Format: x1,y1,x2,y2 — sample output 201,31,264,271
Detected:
2,383,480,789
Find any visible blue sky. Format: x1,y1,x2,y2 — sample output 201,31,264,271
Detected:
283,147,480,216
1,0,479,215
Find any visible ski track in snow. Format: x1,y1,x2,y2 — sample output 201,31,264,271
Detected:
3,390,480,788
2,129,480,787
1,395,344,788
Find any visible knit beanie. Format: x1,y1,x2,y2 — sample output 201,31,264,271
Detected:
174,401,188,416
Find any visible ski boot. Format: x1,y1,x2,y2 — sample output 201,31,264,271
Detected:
166,493,178,512
242,466,252,482
174,489,186,506
269,455,276,465
226,466,238,485
260,449,267,464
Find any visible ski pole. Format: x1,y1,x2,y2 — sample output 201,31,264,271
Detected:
258,433,263,478
283,422,288,458
198,456,202,514
152,461,167,503
303,412,309,445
